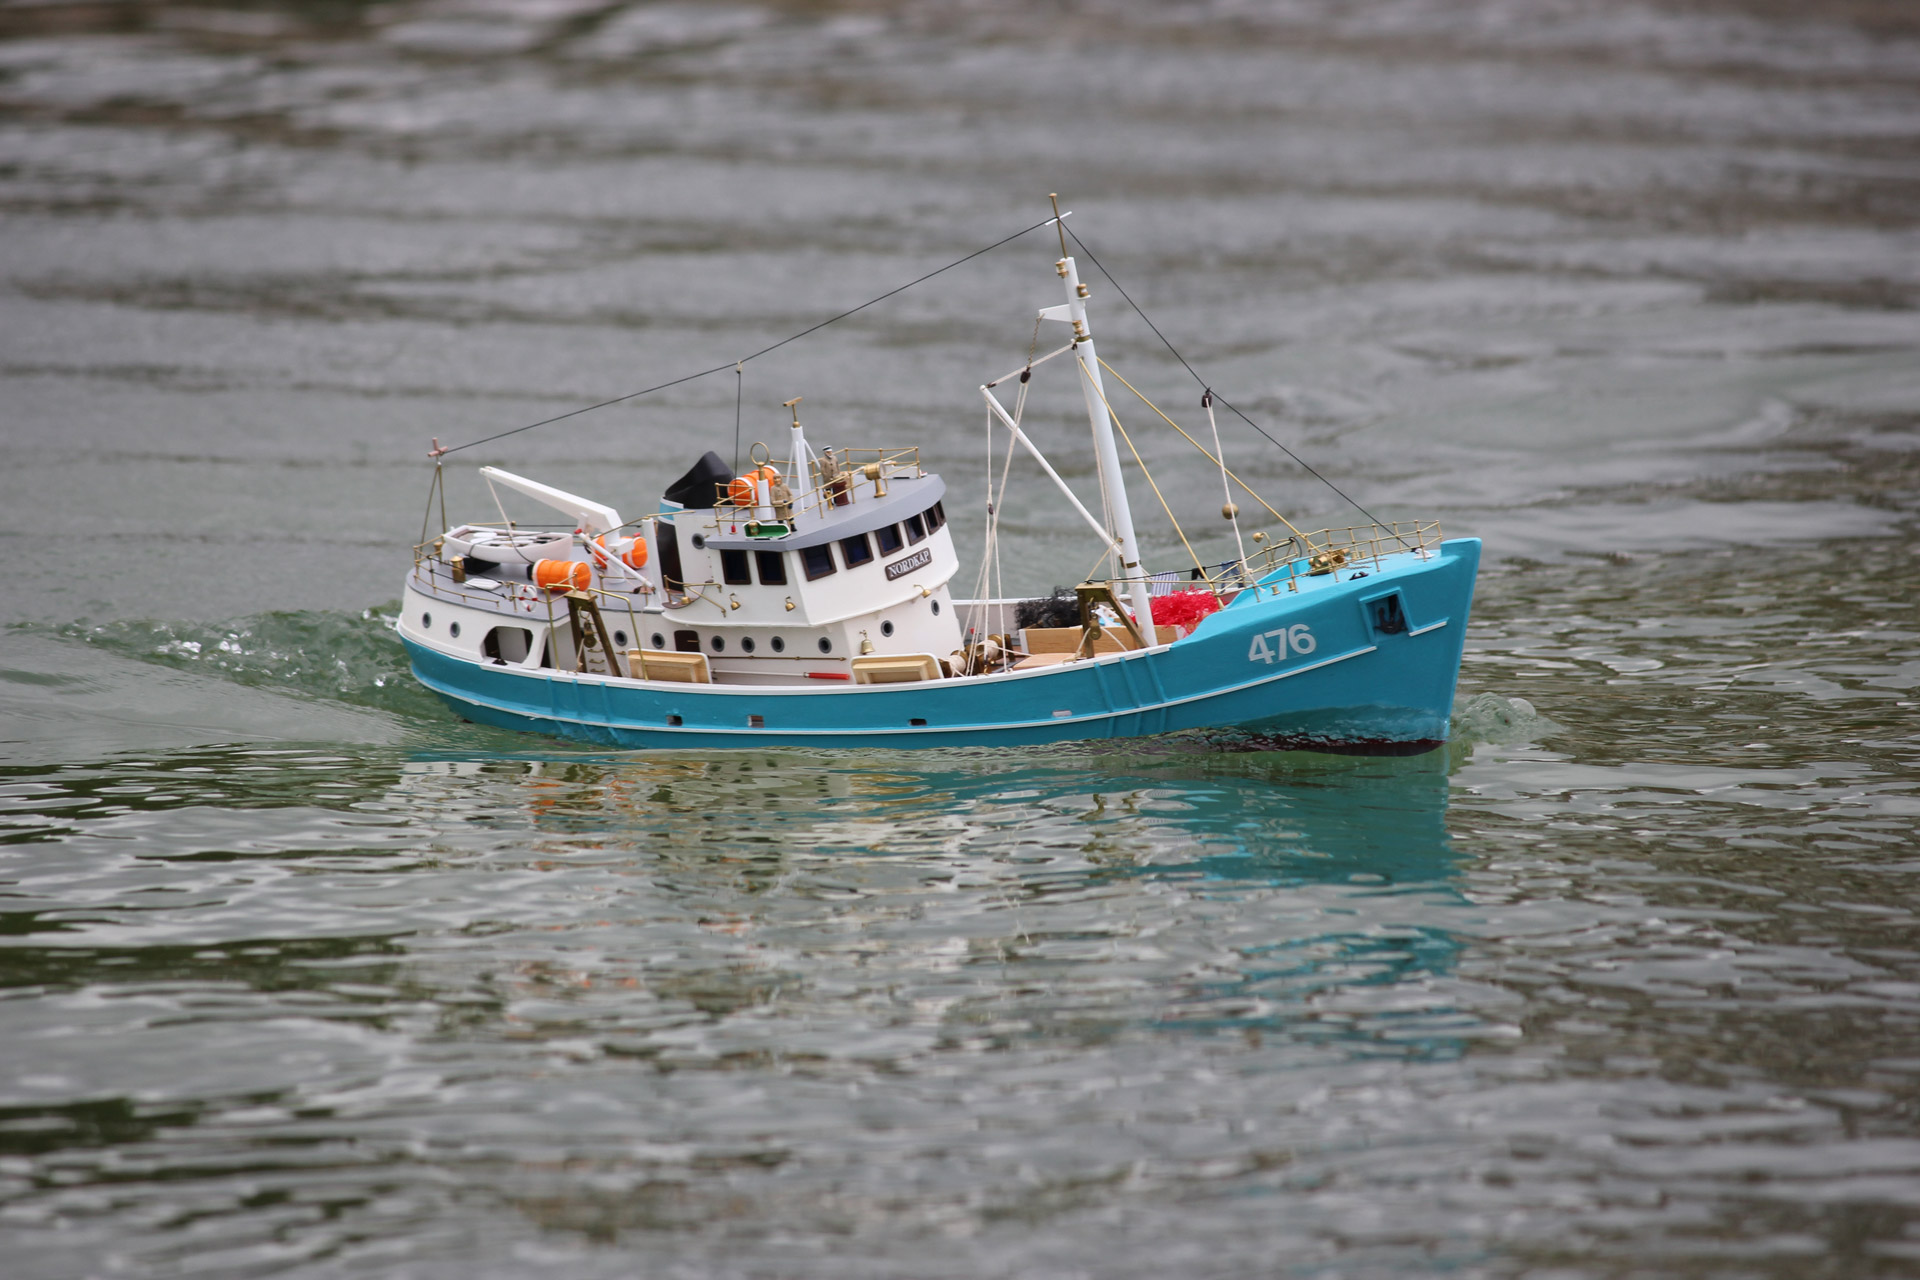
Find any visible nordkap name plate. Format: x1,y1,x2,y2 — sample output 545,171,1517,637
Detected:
885,548,932,580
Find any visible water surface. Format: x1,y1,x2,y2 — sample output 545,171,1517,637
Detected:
2,1,1918,1274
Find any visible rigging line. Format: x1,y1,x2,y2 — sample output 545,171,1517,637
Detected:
980,403,999,618
437,363,735,457
1063,224,1412,545
1205,391,1251,580
1096,357,1307,542
1085,376,1119,578
732,362,743,473
1078,540,1117,594
1112,413,1205,581
1078,358,1206,577
970,403,994,632
996,377,1026,607
983,403,999,612
484,473,515,531
734,216,1060,366
973,382,1023,619
417,463,443,547
988,378,1024,611
437,215,1059,458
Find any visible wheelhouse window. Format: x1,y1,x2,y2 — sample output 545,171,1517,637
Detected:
904,512,926,544
755,550,787,586
721,548,752,585
874,523,903,556
802,543,837,580
925,501,946,531
840,532,874,568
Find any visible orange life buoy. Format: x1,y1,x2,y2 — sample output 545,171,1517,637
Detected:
591,534,649,571
533,559,589,592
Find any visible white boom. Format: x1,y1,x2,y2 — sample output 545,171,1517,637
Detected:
479,466,622,538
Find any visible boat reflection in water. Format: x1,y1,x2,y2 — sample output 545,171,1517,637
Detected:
398,737,1472,1061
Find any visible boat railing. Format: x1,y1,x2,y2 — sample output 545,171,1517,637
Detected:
709,447,924,526
1106,520,1446,600
405,554,652,652
1261,519,1444,580
434,519,574,530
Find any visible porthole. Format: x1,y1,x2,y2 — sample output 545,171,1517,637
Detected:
449,621,461,639
771,636,785,653
691,532,707,550
880,620,894,637
421,612,433,629
613,629,628,648
711,635,726,653
651,632,665,649
818,636,833,654
930,599,941,616
741,636,756,654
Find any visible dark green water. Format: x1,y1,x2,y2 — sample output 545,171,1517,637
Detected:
2,1,1918,1275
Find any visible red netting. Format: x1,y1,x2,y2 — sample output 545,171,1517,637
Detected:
1148,591,1222,629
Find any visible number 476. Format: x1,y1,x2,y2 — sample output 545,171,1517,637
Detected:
1248,624,1316,665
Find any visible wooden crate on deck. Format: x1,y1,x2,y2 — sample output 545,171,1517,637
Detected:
627,650,711,683
851,653,943,685
1019,625,1177,656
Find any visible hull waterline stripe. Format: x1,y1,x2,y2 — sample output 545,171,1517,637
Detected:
409,641,1383,738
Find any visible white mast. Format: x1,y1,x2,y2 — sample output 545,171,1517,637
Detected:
1049,197,1155,632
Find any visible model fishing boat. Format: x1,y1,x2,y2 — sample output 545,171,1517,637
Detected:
397,206,1479,751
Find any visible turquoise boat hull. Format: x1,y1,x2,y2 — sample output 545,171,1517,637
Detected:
402,538,1480,753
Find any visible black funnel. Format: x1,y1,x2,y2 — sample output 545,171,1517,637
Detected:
662,450,735,509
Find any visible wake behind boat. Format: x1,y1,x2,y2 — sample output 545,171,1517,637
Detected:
396,204,1480,752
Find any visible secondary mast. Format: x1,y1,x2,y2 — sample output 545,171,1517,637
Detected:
1050,195,1155,631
